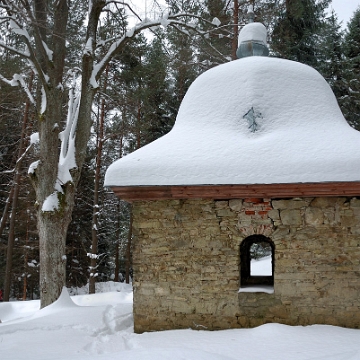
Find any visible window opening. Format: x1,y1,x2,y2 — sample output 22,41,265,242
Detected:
239,235,274,293
250,242,272,276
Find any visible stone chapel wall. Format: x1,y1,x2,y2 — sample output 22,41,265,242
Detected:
131,197,360,333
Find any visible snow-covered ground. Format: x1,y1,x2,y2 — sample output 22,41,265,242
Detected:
0,282,359,360
251,254,272,275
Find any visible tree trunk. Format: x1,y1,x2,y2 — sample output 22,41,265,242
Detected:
22,255,28,301
35,76,95,307
114,239,120,282
0,187,14,240
114,201,121,282
114,127,125,283
34,87,66,307
38,203,73,305
4,180,21,301
232,0,239,60
89,66,108,294
27,0,69,308
31,0,101,307
125,207,133,284
22,215,30,301
136,102,142,149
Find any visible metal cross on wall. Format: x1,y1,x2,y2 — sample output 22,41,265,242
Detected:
243,107,263,132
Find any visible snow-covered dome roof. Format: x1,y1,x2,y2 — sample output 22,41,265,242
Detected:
105,56,360,188
238,22,267,46
236,22,269,58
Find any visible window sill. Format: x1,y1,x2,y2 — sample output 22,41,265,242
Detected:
238,285,274,294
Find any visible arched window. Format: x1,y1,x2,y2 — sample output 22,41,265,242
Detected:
240,235,274,288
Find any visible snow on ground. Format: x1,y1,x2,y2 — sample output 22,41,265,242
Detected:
251,254,272,275
0,282,359,360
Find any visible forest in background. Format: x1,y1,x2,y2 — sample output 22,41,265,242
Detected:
1,0,360,301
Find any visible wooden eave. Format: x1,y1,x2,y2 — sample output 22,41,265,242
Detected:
110,182,360,202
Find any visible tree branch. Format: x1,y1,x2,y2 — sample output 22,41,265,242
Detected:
105,0,143,22
94,7,238,77
0,73,36,106
0,9,51,89
93,12,220,81
0,39,30,58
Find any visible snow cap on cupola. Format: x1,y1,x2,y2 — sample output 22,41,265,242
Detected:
105,18,360,189
236,5,269,58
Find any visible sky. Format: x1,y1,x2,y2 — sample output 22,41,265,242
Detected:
330,0,359,27
130,0,359,28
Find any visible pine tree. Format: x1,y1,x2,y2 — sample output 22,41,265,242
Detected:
342,7,360,130
141,35,174,144
271,0,331,68
316,10,351,124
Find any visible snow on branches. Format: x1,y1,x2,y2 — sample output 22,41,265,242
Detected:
0,0,222,205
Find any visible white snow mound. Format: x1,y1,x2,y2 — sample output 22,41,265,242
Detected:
41,287,77,313
105,56,360,187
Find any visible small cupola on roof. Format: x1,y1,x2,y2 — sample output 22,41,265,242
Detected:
105,20,360,200
236,6,269,59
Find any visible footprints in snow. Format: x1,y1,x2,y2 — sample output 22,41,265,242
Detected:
84,305,135,354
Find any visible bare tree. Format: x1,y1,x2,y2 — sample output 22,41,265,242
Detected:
0,0,218,307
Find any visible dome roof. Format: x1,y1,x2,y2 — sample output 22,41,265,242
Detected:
238,22,267,46
236,22,269,58
105,56,360,187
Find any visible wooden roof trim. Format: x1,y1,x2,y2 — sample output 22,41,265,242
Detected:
110,182,360,201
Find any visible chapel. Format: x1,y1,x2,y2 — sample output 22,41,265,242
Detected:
105,20,360,333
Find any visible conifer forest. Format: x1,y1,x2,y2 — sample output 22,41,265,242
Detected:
0,0,359,305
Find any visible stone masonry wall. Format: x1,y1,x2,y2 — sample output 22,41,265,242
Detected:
131,197,360,333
